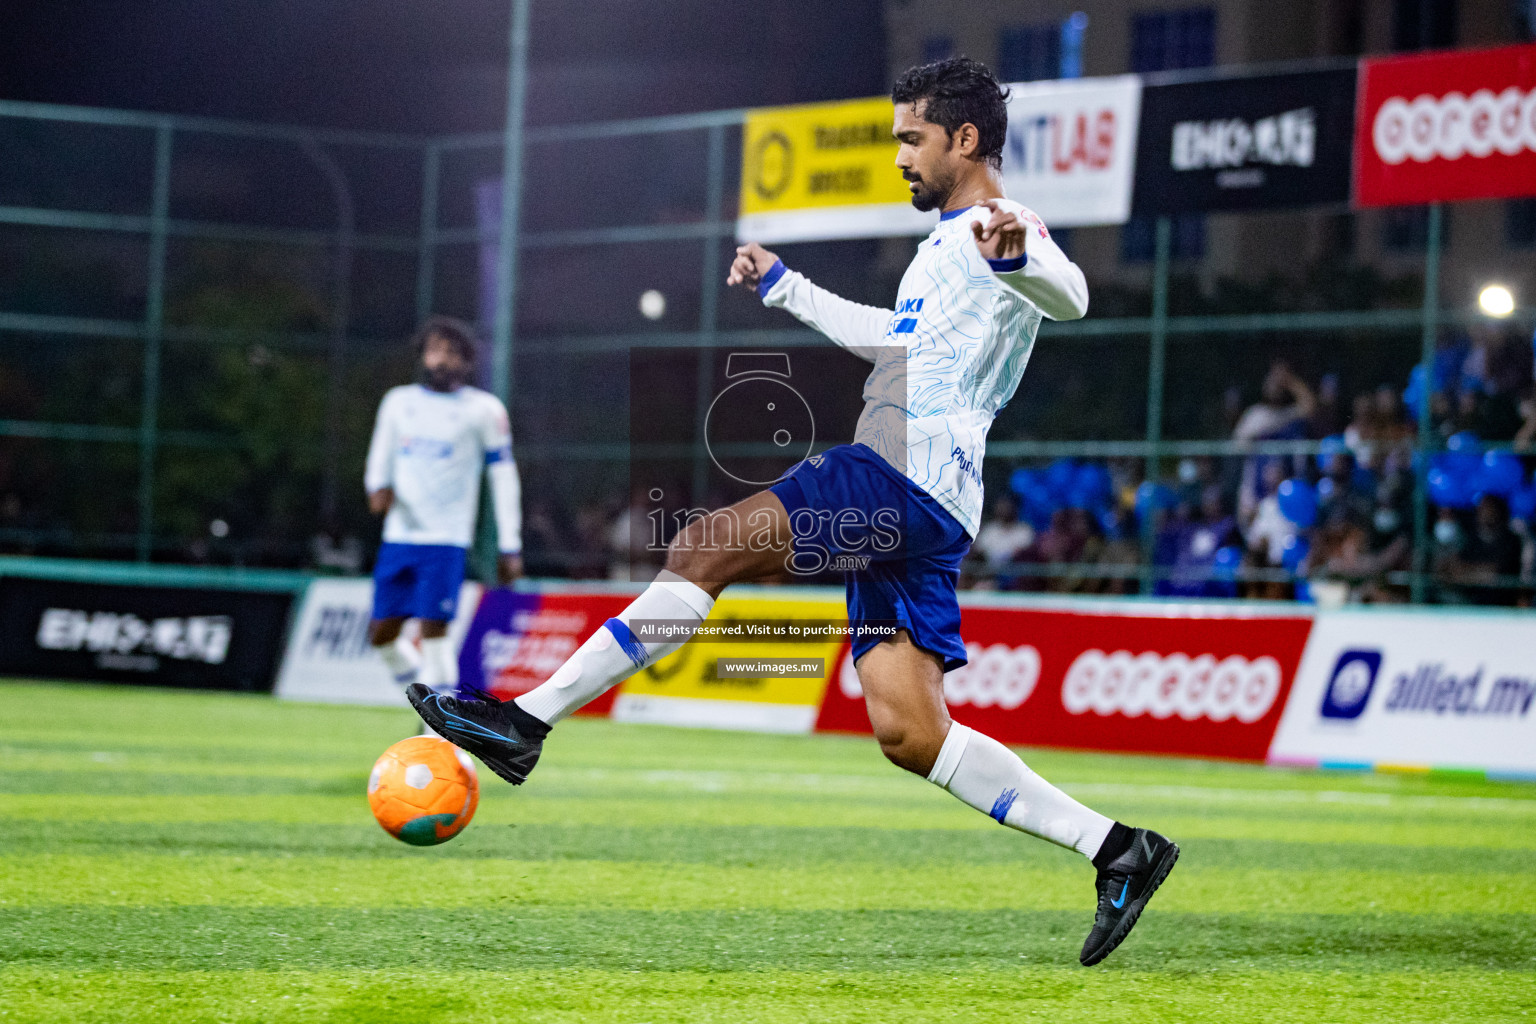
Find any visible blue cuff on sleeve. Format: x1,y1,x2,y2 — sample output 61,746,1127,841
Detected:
987,254,1028,273
484,445,512,465
756,259,787,298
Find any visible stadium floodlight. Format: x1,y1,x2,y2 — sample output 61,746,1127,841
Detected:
1477,283,1514,318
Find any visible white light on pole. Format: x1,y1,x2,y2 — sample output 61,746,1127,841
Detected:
1478,283,1514,318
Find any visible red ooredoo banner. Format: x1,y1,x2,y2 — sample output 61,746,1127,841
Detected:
815,605,1314,761
1355,43,1536,207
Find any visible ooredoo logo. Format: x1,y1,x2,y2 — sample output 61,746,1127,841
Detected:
840,642,1041,710
1320,649,1381,720
1060,650,1282,723
1371,88,1536,165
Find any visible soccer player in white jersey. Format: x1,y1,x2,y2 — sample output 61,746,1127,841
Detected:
365,316,523,697
407,59,1177,966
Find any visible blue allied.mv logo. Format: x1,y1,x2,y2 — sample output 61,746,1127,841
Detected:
1320,650,1382,720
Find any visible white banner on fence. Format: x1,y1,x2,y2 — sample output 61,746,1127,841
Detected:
999,75,1142,228
274,578,482,705
1269,609,1536,775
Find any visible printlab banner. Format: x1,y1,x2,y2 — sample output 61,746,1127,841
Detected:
1001,75,1141,227
817,601,1314,761
1355,42,1536,207
1133,68,1356,214
0,577,294,692
274,577,482,705
1269,609,1536,775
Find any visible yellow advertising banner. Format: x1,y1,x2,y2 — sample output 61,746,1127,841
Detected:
612,593,849,733
737,96,937,243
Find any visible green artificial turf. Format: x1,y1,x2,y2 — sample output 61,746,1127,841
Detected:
1,679,1532,1022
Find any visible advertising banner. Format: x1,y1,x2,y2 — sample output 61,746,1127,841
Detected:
737,76,1140,243
816,601,1313,761
1355,43,1536,207
459,588,630,718
0,577,294,692
737,95,937,243
1133,68,1356,214
1000,75,1141,227
612,592,845,733
274,578,482,705
1269,609,1536,776
460,586,846,732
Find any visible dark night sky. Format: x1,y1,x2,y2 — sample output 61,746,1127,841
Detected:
0,0,889,131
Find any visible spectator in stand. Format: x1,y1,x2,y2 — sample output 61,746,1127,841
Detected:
1242,460,1296,572
1022,507,1098,593
1234,361,1317,443
970,495,1035,589
1308,373,1344,438
1092,506,1141,595
1515,386,1536,450
1435,494,1524,606
1317,450,1373,528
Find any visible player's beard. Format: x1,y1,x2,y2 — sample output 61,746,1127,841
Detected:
904,168,951,212
420,365,467,392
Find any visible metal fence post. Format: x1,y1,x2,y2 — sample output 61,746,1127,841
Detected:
690,124,728,506
1139,215,1172,593
303,141,357,526
135,123,174,562
415,142,441,324
491,0,532,409
1410,203,1442,604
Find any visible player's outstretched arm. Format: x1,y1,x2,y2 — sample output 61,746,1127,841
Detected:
364,390,398,515
971,200,1089,322
479,395,524,584
728,242,896,362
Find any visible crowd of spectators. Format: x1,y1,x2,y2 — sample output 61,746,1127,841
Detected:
964,326,1536,606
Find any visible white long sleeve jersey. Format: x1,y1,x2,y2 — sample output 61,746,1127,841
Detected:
364,384,522,552
761,199,1088,536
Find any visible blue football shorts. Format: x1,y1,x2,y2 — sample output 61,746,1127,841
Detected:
770,442,972,671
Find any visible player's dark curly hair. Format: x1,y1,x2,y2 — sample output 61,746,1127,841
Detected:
411,315,478,364
891,57,1010,171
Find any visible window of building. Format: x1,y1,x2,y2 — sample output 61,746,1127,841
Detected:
1391,0,1457,51
921,36,954,64
1507,198,1536,249
1129,7,1216,73
1381,206,1451,251
1121,215,1206,262
998,23,1061,82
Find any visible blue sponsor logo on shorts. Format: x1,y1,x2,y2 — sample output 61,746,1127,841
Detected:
1321,650,1381,720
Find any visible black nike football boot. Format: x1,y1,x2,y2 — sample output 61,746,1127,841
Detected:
1079,825,1180,966
406,684,550,786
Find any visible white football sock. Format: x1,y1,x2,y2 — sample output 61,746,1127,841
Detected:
377,636,421,688
927,723,1114,860
419,635,459,694
514,570,715,724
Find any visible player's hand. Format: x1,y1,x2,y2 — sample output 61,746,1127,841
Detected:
368,487,394,516
496,553,523,586
970,199,1027,264
726,242,779,290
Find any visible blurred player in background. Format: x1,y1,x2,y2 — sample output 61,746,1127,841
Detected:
407,59,1176,966
365,316,522,697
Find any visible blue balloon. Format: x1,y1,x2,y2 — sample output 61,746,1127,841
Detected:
1276,478,1318,528
1403,364,1428,419
1009,467,1043,498
1044,458,1079,500
1511,487,1536,523
1315,434,1350,472
1212,545,1243,580
1476,451,1524,496
1427,466,1476,509
1072,462,1114,502
1280,533,1310,572
1446,430,1480,453
1316,477,1337,501
1135,481,1177,517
